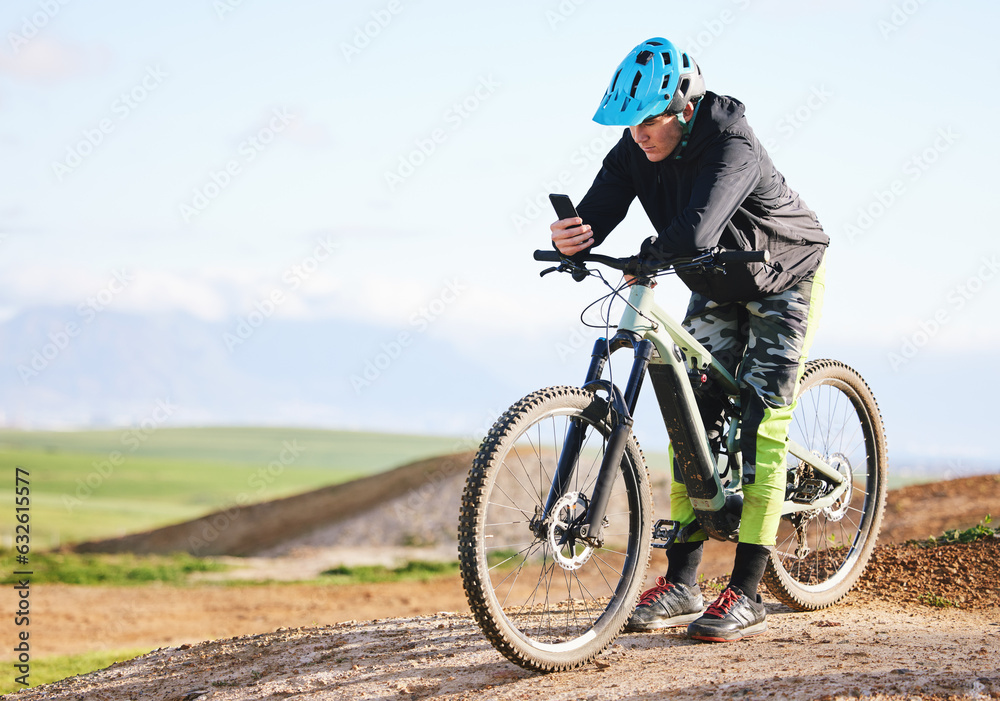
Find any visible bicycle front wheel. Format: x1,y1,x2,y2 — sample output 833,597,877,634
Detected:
458,386,652,672
763,359,888,610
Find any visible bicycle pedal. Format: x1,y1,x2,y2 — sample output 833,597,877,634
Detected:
652,519,680,549
791,478,826,503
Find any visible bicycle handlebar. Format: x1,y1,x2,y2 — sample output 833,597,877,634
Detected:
533,249,633,269
533,247,769,273
714,249,771,264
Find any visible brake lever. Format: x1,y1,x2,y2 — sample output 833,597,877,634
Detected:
540,261,590,282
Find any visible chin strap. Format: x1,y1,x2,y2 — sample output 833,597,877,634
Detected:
672,100,702,160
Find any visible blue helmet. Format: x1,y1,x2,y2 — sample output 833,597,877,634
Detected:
593,38,706,126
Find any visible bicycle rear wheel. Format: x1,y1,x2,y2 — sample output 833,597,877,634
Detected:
763,359,888,610
458,386,652,672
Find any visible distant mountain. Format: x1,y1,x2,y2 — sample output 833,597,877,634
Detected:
0,306,522,435
0,306,994,471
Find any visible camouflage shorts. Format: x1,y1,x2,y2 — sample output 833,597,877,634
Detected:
683,270,822,430
672,260,826,544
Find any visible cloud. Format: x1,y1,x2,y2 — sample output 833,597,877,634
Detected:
0,37,110,83
0,265,228,320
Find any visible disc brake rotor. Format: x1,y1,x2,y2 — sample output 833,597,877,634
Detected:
548,491,594,571
822,452,853,522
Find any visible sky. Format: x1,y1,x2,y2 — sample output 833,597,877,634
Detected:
2,0,998,462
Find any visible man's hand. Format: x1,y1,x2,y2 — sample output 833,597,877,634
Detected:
551,217,593,256
623,274,656,288
623,255,656,287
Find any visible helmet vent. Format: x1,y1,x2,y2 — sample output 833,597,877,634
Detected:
661,75,671,91
610,68,622,92
647,40,663,46
679,77,690,96
661,52,671,66
682,53,690,69
629,72,643,98
636,50,652,65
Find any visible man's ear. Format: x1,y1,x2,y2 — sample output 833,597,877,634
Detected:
682,101,696,122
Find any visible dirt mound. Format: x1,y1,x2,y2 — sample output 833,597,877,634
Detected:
72,452,476,556
71,456,1000,562
879,473,1000,542
856,536,1000,609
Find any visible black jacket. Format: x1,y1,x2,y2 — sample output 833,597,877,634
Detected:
575,92,828,303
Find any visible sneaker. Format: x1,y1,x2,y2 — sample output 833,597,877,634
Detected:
687,586,767,642
625,577,704,632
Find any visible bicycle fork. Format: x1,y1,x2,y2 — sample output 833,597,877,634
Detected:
540,332,652,548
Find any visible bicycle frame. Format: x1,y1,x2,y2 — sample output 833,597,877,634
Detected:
544,279,851,544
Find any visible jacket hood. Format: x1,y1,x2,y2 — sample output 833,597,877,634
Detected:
677,92,746,161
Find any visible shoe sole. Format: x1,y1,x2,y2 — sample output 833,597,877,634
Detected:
689,620,767,642
625,610,705,632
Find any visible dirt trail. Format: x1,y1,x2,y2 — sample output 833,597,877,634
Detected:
4,473,999,699
13,590,1000,701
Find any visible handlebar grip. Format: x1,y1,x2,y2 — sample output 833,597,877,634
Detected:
715,249,770,264
533,249,562,262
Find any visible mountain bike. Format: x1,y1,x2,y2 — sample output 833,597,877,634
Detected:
457,248,888,672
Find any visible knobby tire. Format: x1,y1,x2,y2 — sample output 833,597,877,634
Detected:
763,359,889,610
458,386,653,672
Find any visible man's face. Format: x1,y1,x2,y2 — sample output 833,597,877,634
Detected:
629,111,683,162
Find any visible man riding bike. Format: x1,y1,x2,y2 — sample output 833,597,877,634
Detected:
550,38,829,642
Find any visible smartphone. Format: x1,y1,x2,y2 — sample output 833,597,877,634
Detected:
549,193,580,222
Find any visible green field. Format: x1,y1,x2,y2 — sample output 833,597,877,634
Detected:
1,648,151,695
0,425,934,550
0,427,472,548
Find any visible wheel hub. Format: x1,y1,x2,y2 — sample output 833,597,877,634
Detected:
548,492,594,571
